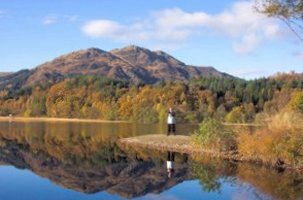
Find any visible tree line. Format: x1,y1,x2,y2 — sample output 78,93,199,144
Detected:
0,73,302,123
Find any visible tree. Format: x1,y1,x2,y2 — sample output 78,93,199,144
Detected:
25,87,46,116
214,104,227,121
255,0,303,41
225,107,245,123
288,91,303,112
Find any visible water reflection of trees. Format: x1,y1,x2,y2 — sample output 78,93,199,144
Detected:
190,156,238,192
190,156,303,200
0,122,191,198
126,144,303,200
0,122,303,200
236,164,303,200
0,122,129,168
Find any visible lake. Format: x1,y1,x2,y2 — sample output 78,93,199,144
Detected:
0,121,302,200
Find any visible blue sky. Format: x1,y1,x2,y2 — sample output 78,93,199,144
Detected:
0,0,302,79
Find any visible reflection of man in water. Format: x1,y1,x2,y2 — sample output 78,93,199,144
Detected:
167,151,175,178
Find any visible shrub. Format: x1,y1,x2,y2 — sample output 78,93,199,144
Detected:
192,118,236,151
238,111,303,167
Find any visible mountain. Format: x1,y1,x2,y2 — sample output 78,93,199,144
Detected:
0,70,31,91
0,72,13,77
0,45,232,91
25,48,158,86
111,45,228,82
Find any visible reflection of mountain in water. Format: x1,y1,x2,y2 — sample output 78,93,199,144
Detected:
0,122,303,200
0,137,191,198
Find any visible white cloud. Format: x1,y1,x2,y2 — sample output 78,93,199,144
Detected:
231,68,268,79
264,24,281,38
81,1,283,53
153,8,210,28
42,15,57,25
82,20,126,39
82,19,154,42
64,15,78,22
42,14,79,25
233,33,261,54
293,51,303,59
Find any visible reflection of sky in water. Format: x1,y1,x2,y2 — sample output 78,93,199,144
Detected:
0,166,268,200
0,166,123,200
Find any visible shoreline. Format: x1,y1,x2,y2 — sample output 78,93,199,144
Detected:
222,122,263,127
0,116,263,126
119,135,241,160
0,116,129,123
119,134,303,171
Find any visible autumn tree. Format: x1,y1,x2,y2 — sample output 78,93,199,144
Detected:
225,107,245,123
24,87,46,117
288,91,303,112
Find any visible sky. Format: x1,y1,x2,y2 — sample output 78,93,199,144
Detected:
0,0,302,79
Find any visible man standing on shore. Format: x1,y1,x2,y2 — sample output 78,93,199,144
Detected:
167,108,176,136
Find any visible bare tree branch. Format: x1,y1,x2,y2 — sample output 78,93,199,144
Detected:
289,18,303,29
279,16,303,41
255,0,303,42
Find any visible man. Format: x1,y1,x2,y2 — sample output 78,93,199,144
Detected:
167,108,176,135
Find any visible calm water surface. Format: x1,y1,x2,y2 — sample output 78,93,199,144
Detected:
0,121,302,200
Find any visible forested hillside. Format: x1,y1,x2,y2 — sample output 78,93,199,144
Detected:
0,72,302,123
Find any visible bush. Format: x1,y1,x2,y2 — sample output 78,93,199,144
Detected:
192,118,236,151
238,111,303,167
